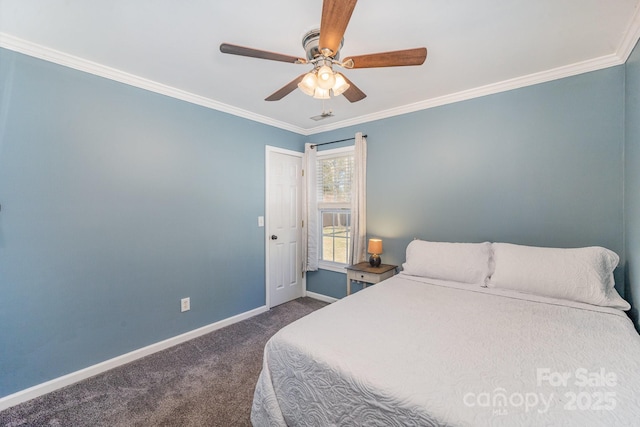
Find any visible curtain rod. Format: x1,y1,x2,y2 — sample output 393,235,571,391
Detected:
310,134,368,148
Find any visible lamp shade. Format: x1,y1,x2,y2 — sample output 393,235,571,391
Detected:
316,65,336,90
368,238,383,254
297,72,317,96
313,87,330,99
332,72,350,96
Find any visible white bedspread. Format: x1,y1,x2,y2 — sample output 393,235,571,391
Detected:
251,274,640,426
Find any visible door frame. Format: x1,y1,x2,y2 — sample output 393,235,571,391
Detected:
265,145,305,309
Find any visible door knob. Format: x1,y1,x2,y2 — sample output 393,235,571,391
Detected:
271,235,278,240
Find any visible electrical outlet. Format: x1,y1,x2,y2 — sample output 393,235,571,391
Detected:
181,297,190,312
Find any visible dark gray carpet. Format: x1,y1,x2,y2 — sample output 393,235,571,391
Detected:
0,297,328,427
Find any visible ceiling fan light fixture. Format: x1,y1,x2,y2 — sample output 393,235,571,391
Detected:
332,72,350,96
221,0,428,104
297,72,318,96
316,65,336,90
313,87,331,99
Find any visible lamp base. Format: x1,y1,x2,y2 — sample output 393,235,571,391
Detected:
369,254,381,267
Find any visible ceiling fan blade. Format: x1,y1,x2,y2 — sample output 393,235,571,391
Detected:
220,43,306,64
340,75,366,103
319,0,358,56
265,74,307,101
343,47,427,69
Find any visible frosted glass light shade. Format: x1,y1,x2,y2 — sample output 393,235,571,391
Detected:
297,72,317,96
332,73,350,96
316,65,336,90
313,87,330,99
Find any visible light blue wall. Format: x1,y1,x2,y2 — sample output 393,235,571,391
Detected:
1,41,636,398
0,48,304,397
308,66,625,299
625,41,640,329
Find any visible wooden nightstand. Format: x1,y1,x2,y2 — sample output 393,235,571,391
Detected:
345,262,397,296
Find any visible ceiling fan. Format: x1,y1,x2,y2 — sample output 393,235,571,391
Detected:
219,0,427,103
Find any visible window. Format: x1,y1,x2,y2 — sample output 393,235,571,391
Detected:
320,209,351,264
317,146,354,270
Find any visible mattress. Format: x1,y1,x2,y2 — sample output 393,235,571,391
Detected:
251,274,640,426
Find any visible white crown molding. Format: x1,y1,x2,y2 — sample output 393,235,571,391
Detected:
3,11,640,138
0,33,308,135
304,8,640,135
617,2,640,62
304,52,626,135
0,305,268,411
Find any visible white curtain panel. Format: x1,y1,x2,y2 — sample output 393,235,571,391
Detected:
303,143,318,272
349,132,367,265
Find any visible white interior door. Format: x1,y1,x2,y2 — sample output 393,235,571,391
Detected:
266,147,303,308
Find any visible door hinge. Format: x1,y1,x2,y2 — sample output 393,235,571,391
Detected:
302,220,304,228
302,169,305,177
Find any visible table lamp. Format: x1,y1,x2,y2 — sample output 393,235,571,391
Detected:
368,238,383,267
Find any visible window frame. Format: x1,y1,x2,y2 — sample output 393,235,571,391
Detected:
316,145,355,272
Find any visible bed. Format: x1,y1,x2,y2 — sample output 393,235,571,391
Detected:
251,241,640,426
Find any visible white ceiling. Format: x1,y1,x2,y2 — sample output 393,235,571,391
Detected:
1,0,639,135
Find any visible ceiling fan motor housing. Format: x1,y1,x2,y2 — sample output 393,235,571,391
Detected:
302,29,343,61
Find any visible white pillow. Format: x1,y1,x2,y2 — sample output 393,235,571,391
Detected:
488,243,630,310
402,240,493,285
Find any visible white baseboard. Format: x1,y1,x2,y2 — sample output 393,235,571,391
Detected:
305,291,338,304
0,305,268,411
